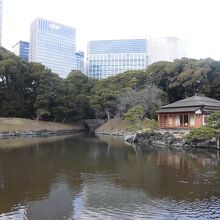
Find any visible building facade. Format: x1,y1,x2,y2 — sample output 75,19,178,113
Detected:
75,50,84,73
150,37,187,64
29,18,76,78
12,41,29,61
87,39,149,79
157,95,220,129
0,0,3,46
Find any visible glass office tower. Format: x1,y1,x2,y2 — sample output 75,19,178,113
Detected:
0,0,3,46
87,39,149,79
75,50,84,73
29,18,76,78
12,41,29,61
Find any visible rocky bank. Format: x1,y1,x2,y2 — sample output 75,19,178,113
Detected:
96,129,219,149
0,128,85,138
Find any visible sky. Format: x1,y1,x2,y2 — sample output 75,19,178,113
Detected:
2,0,220,60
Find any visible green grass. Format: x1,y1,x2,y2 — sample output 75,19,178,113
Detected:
0,118,81,132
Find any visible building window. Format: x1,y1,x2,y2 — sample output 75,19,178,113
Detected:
180,114,189,127
203,115,207,125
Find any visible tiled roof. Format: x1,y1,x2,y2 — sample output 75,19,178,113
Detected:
161,95,220,109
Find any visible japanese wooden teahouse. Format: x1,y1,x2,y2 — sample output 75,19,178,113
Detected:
156,94,220,129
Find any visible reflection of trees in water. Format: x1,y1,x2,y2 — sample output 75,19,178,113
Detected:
98,136,220,201
0,135,220,217
0,137,86,215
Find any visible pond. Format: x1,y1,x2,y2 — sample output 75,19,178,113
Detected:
0,133,220,219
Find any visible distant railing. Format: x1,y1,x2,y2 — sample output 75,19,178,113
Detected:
159,122,192,128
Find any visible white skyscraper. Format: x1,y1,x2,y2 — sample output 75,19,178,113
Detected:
29,18,76,78
0,0,3,46
150,37,187,64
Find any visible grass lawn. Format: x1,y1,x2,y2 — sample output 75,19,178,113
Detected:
96,118,157,133
0,118,81,132
96,118,131,132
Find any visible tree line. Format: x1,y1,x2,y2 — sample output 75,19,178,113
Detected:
1,47,220,122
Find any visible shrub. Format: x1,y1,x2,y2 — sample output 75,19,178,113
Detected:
124,105,144,126
185,126,216,141
140,119,158,131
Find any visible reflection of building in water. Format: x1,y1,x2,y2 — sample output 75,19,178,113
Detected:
157,149,220,169
197,157,218,168
157,151,182,169
0,174,4,190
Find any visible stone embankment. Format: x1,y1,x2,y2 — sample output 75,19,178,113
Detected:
96,129,186,147
96,129,219,149
0,128,85,138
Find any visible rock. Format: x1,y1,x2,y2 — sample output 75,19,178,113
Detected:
154,140,166,145
124,133,137,142
0,128,85,139
192,139,210,148
210,137,217,143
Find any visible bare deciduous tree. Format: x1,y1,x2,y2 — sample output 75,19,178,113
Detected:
118,85,165,118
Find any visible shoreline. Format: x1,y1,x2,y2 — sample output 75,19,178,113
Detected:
96,129,219,150
0,128,86,139
96,130,184,147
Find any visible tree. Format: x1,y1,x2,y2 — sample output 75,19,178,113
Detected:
90,70,151,121
91,86,118,128
0,48,30,117
32,64,65,121
64,70,96,121
118,85,166,118
148,58,220,102
124,106,144,128
138,85,166,118
1,45,220,124
207,111,220,129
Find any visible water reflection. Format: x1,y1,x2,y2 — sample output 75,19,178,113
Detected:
0,134,220,219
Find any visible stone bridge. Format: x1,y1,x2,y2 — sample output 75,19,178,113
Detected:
84,119,106,131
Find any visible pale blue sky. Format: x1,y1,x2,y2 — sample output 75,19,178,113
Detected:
3,0,220,60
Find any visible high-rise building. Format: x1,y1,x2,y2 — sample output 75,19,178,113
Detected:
12,41,29,61
87,38,149,79
0,0,3,46
150,37,187,64
75,50,84,73
29,18,76,78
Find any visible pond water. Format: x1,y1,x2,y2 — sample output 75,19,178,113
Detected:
0,133,220,219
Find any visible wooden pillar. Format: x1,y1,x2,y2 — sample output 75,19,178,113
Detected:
188,113,190,128
217,135,220,150
161,114,164,128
